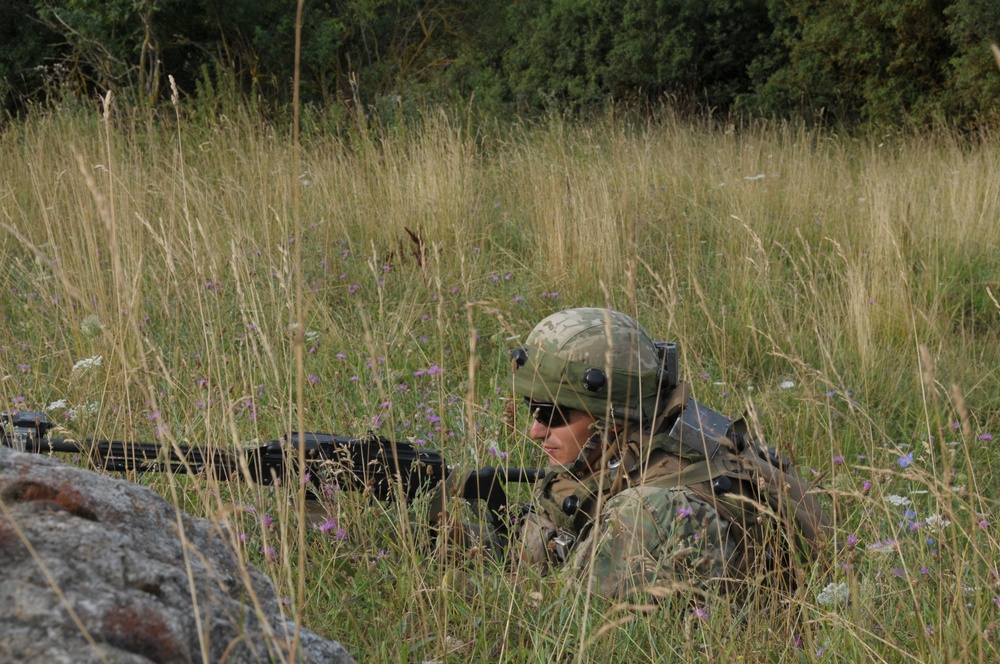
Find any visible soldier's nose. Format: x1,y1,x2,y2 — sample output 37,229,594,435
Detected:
529,419,549,439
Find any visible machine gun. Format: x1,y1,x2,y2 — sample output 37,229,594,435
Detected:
1,410,538,543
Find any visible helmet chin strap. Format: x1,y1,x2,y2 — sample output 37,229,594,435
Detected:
555,420,625,477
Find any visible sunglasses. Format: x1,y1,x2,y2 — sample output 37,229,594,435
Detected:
526,400,574,429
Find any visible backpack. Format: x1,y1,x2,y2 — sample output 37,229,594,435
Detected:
635,390,832,584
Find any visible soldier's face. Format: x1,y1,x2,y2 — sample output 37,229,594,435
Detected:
529,408,596,466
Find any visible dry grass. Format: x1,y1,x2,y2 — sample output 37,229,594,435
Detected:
1,100,999,661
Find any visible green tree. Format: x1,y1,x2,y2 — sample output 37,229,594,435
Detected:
502,0,774,113
943,0,1000,129
747,0,999,126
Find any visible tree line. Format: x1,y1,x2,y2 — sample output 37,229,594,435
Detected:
3,0,999,127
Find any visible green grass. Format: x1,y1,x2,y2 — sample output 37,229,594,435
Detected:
1,101,999,662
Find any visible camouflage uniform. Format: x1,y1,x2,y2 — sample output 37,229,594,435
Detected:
511,308,742,599
518,481,739,599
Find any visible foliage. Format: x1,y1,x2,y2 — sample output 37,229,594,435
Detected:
3,0,1000,126
942,0,1000,129
0,0,64,114
502,0,774,112
748,0,1000,126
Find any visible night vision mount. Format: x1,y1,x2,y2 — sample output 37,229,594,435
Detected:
653,341,679,391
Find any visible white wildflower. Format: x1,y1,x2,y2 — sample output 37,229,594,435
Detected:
47,399,68,411
66,401,99,420
779,380,796,389
80,314,102,339
72,355,103,375
924,514,951,532
816,582,849,607
867,540,899,555
885,494,911,507
305,330,319,343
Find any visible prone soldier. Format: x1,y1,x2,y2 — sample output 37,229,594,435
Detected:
507,307,830,599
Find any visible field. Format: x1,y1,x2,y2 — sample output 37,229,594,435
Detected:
2,99,999,662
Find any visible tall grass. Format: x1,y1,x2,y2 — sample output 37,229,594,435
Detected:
1,101,999,662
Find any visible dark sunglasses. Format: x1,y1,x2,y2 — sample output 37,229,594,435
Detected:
526,399,573,429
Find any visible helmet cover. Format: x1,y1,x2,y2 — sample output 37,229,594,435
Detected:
512,308,666,422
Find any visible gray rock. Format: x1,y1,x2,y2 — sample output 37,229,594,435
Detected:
0,446,355,664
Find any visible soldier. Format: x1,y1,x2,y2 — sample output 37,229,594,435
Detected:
509,307,829,599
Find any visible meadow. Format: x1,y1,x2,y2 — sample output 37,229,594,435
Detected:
1,98,999,662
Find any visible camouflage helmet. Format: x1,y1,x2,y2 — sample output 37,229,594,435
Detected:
512,308,673,423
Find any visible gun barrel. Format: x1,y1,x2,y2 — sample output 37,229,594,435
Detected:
10,435,242,478
504,467,540,484
3,413,540,532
